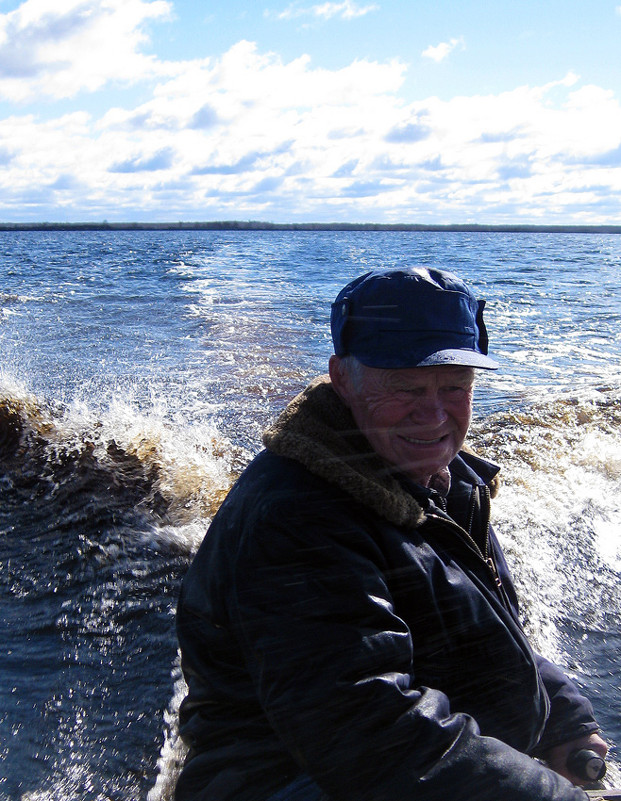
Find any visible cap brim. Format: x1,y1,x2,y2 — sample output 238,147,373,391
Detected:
357,348,499,370
415,349,499,370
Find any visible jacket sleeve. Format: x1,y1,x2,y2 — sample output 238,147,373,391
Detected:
533,656,600,752
488,528,600,754
230,499,589,801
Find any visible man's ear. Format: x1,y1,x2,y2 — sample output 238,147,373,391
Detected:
328,355,352,408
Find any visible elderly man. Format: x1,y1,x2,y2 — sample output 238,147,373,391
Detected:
175,267,606,801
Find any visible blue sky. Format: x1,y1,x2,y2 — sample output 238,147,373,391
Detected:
2,0,621,223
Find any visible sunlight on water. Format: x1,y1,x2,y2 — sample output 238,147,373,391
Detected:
593,517,621,573
147,658,189,801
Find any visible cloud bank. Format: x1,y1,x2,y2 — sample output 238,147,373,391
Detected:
1,0,621,223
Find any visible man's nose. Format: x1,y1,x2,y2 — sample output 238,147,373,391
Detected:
409,393,448,425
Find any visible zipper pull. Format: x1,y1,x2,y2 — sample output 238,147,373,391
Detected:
486,557,503,590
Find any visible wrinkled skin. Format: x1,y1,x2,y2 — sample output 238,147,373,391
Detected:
329,358,474,487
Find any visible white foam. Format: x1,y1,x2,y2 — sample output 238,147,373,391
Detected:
472,385,621,663
147,656,189,801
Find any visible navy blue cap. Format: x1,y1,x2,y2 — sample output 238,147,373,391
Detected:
330,267,498,370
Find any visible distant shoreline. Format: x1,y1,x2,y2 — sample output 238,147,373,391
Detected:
1,221,621,234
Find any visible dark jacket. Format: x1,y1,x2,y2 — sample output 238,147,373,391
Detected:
176,377,597,801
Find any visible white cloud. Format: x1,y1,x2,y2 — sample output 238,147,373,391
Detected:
276,1,379,21
421,37,465,63
1,31,621,223
0,0,172,102
143,40,406,116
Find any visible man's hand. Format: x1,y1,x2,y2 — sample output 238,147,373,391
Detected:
543,732,608,785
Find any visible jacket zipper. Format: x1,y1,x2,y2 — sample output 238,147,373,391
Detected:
428,485,505,597
478,485,503,591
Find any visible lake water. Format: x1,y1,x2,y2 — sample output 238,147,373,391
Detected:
1,230,620,799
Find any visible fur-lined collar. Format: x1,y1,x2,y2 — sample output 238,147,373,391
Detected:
263,376,427,528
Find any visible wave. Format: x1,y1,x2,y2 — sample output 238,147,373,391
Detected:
469,385,621,776
470,385,621,627
0,380,243,800
0,378,245,554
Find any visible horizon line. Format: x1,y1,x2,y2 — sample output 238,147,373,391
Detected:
2,221,621,234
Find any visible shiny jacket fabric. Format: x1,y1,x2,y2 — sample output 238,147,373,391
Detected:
175,378,597,801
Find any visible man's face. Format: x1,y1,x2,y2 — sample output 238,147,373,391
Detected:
330,360,475,486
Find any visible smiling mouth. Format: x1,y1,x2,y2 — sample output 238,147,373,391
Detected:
401,435,445,445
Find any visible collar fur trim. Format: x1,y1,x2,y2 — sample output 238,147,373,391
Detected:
262,376,426,528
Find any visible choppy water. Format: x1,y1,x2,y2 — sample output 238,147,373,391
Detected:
1,230,620,799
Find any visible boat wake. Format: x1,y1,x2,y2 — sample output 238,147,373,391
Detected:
0,380,239,801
